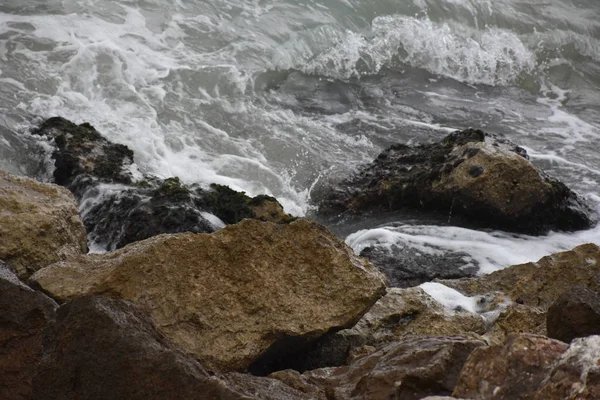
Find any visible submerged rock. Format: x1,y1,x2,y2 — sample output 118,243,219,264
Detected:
453,333,569,399
33,117,293,250
0,265,57,400
315,128,592,234
547,286,600,343
0,169,87,278
31,219,386,372
360,244,478,288
32,295,316,400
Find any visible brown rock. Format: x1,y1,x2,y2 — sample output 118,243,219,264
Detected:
439,243,600,308
484,303,546,344
0,265,57,400
283,287,487,371
32,295,317,400
225,372,320,400
453,333,568,399
31,219,386,372
0,170,87,278
304,336,485,400
547,286,600,343
268,370,327,400
535,336,600,399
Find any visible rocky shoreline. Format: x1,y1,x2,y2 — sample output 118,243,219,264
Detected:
2,117,600,399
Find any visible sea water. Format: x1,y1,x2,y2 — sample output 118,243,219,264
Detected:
1,0,600,273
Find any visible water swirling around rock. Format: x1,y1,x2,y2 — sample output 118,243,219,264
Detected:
1,0,600,273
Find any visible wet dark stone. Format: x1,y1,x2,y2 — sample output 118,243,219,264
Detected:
313,128,593,235
32,117,293,250
31,295,313,400
360,245,478,288
0,264,57,400
468,165,484,178
547,286,600,343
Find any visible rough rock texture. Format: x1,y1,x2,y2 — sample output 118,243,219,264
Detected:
31,219,386,372
33,117,293,251
300,336,485,400
315,129,592,234
440,243,600,309
224,373,319,400
484,303,546,344
285,287,489,371
0,264,57,400
32,295,317,400
83,179,294,251
0,169,87,278
535,336,600,399
360,244,478,288
547,286,600,343
453,333,568,399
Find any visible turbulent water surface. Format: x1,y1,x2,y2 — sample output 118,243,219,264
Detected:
2,0,600,273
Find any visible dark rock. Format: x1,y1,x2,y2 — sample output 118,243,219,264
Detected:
298,336,485,400
315,128,592,234
547,286,600,343
33,117,294,250
360,244,478,288
0,264,57,400
453,333,568,399
32,117,135,191
31,295,313,400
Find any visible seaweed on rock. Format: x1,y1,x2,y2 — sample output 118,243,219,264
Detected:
33,117,293,251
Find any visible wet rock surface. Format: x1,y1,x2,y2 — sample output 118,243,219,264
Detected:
0,265,57,400
0,169,87,278
439,243,600,309
360,244,478,288
453,333,569,399
33,117,293,250
547,286,600,343
31,219,386,372
299,336,485,400
32,295,317,400
315,128,593,234
534,335,600,400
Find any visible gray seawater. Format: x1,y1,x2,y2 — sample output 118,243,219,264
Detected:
1,0,600,272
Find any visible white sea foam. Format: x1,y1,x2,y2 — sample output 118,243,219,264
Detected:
420,282,479,313
346,213,600,275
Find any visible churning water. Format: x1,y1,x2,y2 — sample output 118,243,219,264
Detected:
2,0,600,272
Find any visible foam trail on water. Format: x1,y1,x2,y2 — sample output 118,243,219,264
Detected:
346,211,600,275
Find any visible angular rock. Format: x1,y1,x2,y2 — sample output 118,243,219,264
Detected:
268,370,327,400
453,333,568,399
0,264,57,400
31,219,386,372
440,243,600,309
535,335,600,399
484,303,546,344
31,295,315,400
224,373,319,400
360,244,478,288
33,117,293,251
547,286,600,343
286,287,488,371
301,336,485,400
315,128,592,234
0,169,87,278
